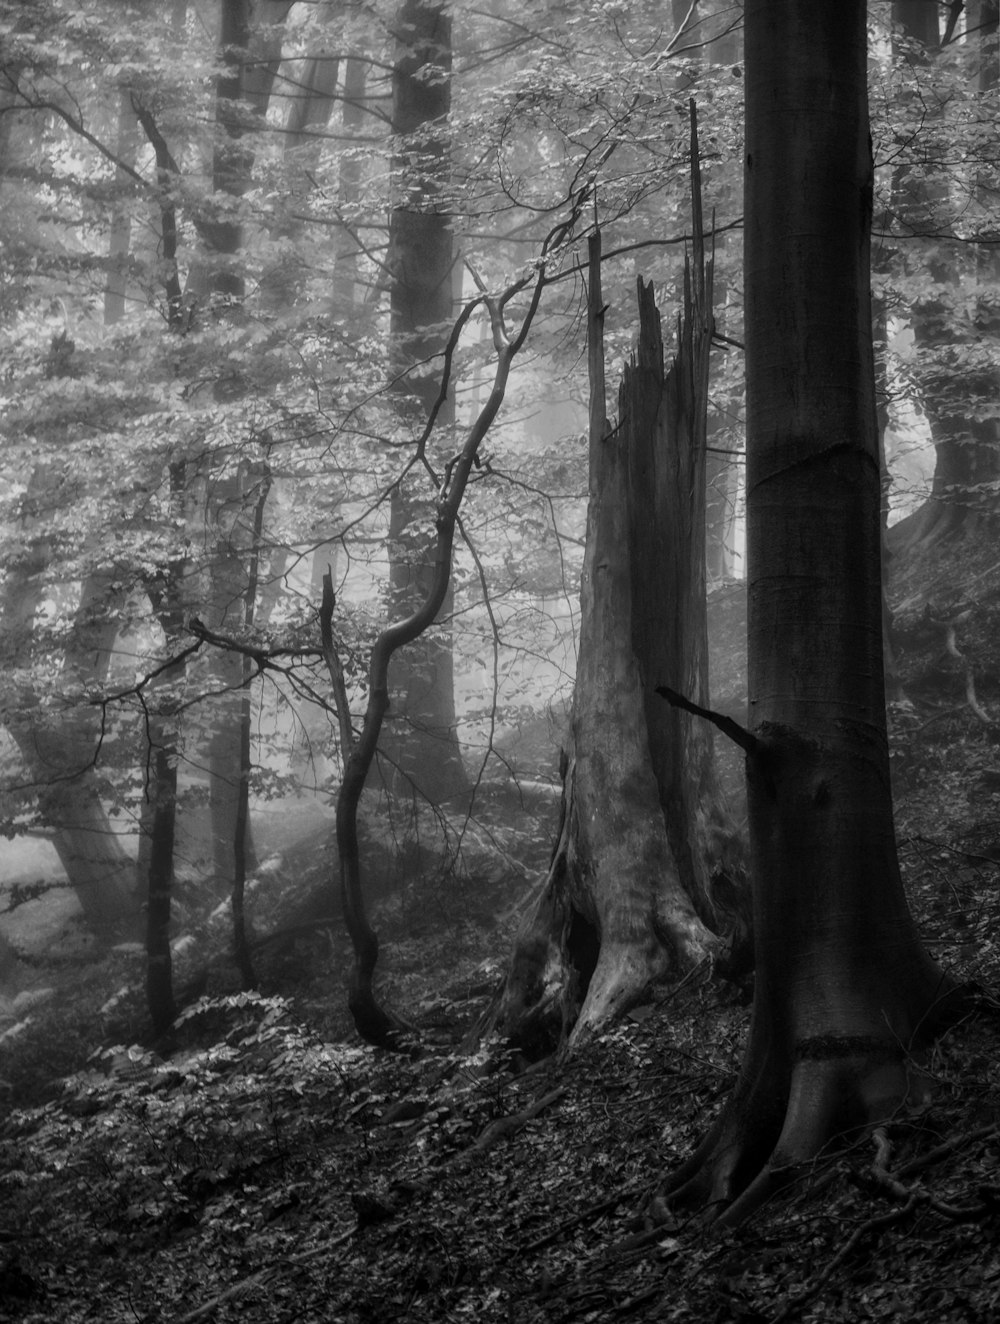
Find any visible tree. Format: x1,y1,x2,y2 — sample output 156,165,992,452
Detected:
380,0,468,806
664,0,960,1225
884,3,1000,552
326,205,582,1047
490,121,743,1056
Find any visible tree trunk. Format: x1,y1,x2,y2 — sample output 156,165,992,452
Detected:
146,735,178,1037
665,0,959,1226
231,462,270,990
194,1,290,890
142,458,191,1034
205,0,292,299
327,215,568,1047
380,0,467,806
491,222,729,1056
103,90,138,325
260,0,340,312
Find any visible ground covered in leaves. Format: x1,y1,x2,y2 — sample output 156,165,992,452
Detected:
3,563,1000,1322
4,861,1000,1323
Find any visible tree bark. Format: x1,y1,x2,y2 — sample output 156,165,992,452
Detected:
665,0,959,1226
327,214,571,1046
2,483,138,939
205,0,292,299
103,90,138,325
491,220,730,1056
194,0,291,891
333,55,368,309
380,0,467,806
231,461,270,990
143,460,189,1035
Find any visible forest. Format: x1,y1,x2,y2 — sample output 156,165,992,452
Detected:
1,0,999,1319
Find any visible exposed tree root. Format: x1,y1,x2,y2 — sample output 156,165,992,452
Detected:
661,1027,960,1228
485,753,716,1058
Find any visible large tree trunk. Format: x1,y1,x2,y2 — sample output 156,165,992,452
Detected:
333,56,368,309
328,215,567,1047
2,481,138,938
380,0,467,806
492,219,730,1056
666,0,959,1227
259,0,341,312
146,735,178,1036
195,0,291,890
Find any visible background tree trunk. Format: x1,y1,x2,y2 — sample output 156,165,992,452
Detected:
2,489,137,940
491,221,732,1056
196,0,291,892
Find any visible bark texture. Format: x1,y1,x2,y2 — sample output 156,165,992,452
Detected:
380,0,467,806
888,1,1000,553
666,0,958,1225
493,218,733,1056
2,485,137,939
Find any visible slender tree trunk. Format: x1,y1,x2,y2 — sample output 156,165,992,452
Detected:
665,0,959,1227
260,0,340,311
702,1,741,584
380,0,467,806
104,90,138,325
146,736,178,1036
967,0,1000,527
196,0,290,890
143,450,194,1035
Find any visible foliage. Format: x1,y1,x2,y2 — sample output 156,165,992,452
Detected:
2,876,999,1322
1,476,999,1323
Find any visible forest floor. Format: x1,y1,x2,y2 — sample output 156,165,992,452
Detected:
3,557,1000,1323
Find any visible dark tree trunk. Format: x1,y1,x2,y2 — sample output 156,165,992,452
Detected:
146,737,178,1037
143,459,190,1035
205,0,292,299
231,463,270,991
260,3,341,312
203,482,259,895
666,0,959,1226
195,2,288,894
380,0,467,806
491,212,735,1055
326,220,567,1047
